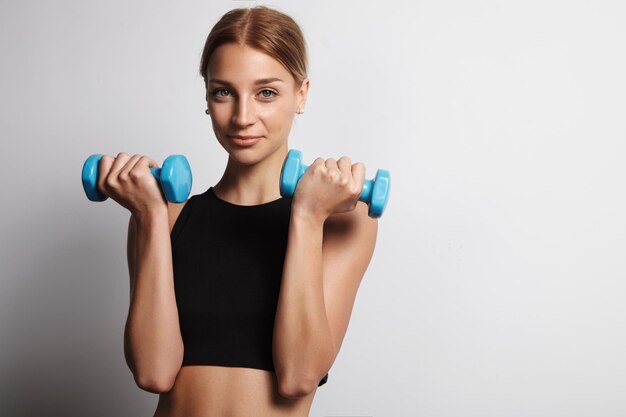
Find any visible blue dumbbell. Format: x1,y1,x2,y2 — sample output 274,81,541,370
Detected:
280,149,390,218
81,154,193,203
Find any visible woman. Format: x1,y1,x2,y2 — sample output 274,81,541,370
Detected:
98,6,378,417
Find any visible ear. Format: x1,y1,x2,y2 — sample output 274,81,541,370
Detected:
297,78,310,110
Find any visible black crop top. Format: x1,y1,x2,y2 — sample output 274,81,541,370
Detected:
170,186,328,387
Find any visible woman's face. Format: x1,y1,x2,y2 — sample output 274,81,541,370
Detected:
206,43,309,165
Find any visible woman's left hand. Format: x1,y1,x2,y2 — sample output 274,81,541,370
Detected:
291,155,366,223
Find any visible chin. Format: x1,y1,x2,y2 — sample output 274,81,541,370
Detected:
225,145,267,166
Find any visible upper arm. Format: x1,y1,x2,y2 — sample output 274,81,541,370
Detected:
322,201,378,360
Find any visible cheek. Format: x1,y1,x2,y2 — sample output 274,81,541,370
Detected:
259,102,294,127
206,112,228,141
209,107,230,130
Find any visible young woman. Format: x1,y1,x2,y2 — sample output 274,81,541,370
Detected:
98,6,378,417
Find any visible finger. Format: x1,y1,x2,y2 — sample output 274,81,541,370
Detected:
119,154,143,182
325,157,338,172
351,162,366,196
97,155,114,195
145,155,159,168
103,152,132,193
309,157,325,174
109,152,132,179
337,156,352,175
130,155,160,180
135,155,160,168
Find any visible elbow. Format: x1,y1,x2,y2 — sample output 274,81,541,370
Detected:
275,350,334,399
126,353,179,394
277,373,319,399
124,335,184,394
134,372,176,394
130,356,181,395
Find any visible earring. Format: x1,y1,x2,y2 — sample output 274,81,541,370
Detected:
205,109,210,115
296,108,305,114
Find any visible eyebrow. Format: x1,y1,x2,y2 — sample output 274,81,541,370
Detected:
209,77,284,86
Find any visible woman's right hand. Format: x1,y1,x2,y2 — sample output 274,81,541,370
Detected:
97,152,168,217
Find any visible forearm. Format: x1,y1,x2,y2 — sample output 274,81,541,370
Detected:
273,210,336,395
125,211,183,392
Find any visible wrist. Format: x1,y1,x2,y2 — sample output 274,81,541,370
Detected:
131,207,169,228
290,206,327,229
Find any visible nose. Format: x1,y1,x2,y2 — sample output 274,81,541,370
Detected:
231,95,256,127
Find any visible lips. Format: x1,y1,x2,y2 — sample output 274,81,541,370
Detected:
229,135,261,139
229,135,262,147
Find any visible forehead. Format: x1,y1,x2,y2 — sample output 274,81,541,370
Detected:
207,43,293,86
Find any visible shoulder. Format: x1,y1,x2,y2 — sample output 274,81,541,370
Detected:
167,200,188,234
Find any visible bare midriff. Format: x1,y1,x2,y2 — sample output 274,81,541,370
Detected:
152,365,317,417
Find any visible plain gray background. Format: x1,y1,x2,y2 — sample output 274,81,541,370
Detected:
1,0,625,416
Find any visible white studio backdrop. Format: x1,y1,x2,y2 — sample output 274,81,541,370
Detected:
1,0,625,416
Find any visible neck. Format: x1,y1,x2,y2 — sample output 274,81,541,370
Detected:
213,145,289,205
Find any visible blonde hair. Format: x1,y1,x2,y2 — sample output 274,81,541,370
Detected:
199,6,308,89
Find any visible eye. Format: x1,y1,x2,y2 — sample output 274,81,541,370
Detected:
260,89,277,99
210,88,277,100
211,88,230,98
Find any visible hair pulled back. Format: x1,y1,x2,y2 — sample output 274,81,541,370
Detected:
199,6,308,89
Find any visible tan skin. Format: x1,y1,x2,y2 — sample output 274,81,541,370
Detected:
99,43,378,417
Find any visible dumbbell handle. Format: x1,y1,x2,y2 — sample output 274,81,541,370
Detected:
82,153,192,203
292,162,375,203
281,149,390,218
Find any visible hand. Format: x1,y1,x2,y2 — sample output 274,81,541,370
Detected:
97,152,168,217
291,155,366,222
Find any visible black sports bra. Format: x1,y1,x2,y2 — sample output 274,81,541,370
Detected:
170,186,328,387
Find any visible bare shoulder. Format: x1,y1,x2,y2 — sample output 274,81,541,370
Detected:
167,200,188,234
